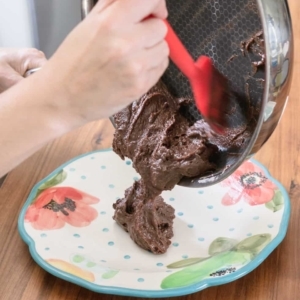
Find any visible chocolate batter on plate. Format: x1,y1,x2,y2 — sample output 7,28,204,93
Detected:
112,81,251,254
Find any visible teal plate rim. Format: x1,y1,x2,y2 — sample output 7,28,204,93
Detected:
18,149,291,298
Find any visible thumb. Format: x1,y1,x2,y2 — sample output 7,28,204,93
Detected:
9,48,47,76
0,65,23,93
23,56,47,74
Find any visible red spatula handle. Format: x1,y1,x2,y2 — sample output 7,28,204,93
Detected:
163,20,197,78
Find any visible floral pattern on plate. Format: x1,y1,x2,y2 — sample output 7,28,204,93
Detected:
220,161,278,206
25,182,100,230
18,149,290,298
161,233,271,289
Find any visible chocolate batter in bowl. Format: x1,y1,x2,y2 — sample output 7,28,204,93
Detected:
81,0,293,253
81,0,293,188
158,0,294,187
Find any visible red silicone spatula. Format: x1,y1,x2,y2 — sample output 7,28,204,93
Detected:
163,20,229,133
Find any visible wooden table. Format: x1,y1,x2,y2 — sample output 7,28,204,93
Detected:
1,1,300,299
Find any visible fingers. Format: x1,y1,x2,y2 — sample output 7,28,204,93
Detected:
107,0,167,24
0,48,46,92
121,40,169,78
135,18,167,49
145,57,169,90
148,0,168,20
0,68,23,93
132,57,169,98
4,48,47,76
143,40,169,69
108,18,167,56
119,42,169,98
20,49,47,76
144,43,169,92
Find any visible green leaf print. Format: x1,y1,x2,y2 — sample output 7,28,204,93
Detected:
37,169,67,192
102,270,119,279
161,251,252,289
32,169,67,203
86,262,97,268
233,234,272,256
209,237,239,256
265,190,284,212
72,254,85,264
167,257,209,269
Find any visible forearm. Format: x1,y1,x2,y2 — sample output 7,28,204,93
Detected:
0,70,75,177
0,0,169,177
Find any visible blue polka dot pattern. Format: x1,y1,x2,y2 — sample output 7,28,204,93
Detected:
21,151,284,291
70,168,76,172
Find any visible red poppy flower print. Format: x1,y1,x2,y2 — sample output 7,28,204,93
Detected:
221,161,277,206
25,187,99,230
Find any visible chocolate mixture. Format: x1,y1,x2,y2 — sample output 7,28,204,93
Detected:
112,81,251,254
241,30,265,73
109,0,268,254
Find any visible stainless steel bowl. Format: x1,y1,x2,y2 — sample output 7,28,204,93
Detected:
81,0,293,187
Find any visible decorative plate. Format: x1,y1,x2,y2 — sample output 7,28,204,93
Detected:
18,149,290,298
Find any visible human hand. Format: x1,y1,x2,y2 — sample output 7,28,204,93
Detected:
40,0,169,127
0,48,46,93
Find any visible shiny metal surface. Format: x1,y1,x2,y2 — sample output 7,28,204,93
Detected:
24,67,41,78
182,0,294,187
81,0,95,19
80,0,293,188
250,0,293,154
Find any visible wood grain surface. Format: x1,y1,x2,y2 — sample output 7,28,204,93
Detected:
1,1,300,299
